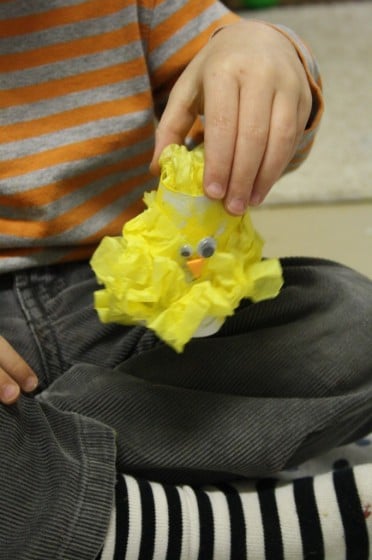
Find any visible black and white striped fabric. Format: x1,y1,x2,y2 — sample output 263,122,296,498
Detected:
99,456,372,559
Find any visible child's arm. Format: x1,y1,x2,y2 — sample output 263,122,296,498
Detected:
151,19,323,215
0,336,38,404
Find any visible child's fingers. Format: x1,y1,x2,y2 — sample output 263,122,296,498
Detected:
222,84,273,215
0,369,20,404
202,72,239,203
250,91,299,205
0,336,38,404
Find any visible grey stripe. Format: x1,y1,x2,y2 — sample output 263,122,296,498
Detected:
150,0,193,27
3,41,144,89
0,137,154,220
137,4,153,31
149,3,228,71
0,75,150,125
0,170,157,246
0,5,137,54
0,0,85,21
0,105,153,163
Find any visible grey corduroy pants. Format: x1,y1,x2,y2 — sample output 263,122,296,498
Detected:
0,257,371,559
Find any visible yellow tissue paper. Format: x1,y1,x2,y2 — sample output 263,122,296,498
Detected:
90,144,283,352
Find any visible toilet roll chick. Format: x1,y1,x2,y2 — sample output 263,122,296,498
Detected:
90,144,283,352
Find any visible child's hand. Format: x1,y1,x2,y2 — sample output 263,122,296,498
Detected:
0,336,38,404
150,20,312,215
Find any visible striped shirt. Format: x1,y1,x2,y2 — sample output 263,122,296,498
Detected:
0,1,322,273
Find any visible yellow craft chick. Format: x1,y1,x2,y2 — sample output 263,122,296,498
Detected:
90,144,283,352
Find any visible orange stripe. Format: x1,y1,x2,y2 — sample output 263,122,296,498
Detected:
0,168,152,238
0,246,43,258
0,25,139,72
1,91,152,143
0,0,136,38
57,244,99,264
0,58,147,108
0,124,154,208
0,102,153,180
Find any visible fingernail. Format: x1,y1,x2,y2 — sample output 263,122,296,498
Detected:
227,198,246,215
206,183,224,198
24,377,38,392
2,384,19,403
250,192,262,206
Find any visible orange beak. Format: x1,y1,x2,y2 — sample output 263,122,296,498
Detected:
186,257,205,279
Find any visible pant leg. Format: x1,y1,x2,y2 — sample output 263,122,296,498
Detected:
0,396,116,560
2,256,370,557
0,274,117,560
36,257,372,484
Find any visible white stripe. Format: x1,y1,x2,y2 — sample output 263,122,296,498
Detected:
177,485,190,560
352,464,372,547
177,485,201,560
182,486,201,560
100,503,117,560
204,486,231,560
124,475,142,560
233,481,266,560
313,471,346,560
151,481,169,560
275,482,303,559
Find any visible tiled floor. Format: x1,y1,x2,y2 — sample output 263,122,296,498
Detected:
251,201,372,278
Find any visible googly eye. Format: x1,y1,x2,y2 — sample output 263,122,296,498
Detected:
197,237,217,258
179,244,193,258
